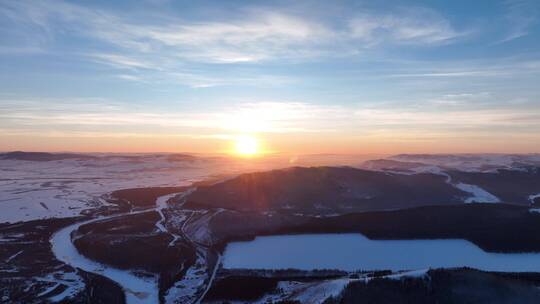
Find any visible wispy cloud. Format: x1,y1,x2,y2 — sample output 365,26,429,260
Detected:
1,1,466,66
348,7,463,46
0,0,477,92
428,92,493,106
498,0,539,43
384,57,540,79
1,1,331,64
109,69,295,88
168,73,295,88
90,54,159,70
0,99,344,134
2,97,539,141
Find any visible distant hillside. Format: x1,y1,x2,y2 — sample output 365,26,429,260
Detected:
448,168,540,205
0,151,96,161
185,166,468,213
390,153,540,172
361,159,431,172
0,151,198,163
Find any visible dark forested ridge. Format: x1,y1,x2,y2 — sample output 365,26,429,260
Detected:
272,204,540,253
186,166,468,213
207,204,540,253
325,268,540,304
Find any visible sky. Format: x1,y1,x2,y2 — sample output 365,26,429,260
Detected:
1,0,540,155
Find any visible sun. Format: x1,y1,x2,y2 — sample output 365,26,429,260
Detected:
234,135,259,156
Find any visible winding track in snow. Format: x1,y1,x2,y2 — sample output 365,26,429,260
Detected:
50,187,224,304
51,212,159,304
50,191,186,304
196,253,222,304
155,193,183,247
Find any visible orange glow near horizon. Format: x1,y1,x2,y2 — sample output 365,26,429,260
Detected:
2,132,540,155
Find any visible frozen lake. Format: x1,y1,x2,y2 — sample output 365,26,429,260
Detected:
222,233,540,272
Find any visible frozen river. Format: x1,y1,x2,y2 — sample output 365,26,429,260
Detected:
223,233,540,272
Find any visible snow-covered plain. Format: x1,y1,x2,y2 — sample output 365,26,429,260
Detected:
0,155,218,223
223,233,540,272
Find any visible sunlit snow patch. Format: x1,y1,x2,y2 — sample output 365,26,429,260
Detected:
454,183,500,203
529,193,540,204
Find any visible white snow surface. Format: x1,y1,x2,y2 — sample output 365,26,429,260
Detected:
289,278,350,303
384,269,429,280
227,278,353,304
223,233,540,272
0,155,218,223
34,271,85,302
454,183,500,203
529,193,540,204
243,270,429,303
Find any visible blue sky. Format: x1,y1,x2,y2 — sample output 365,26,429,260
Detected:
1,0,539,153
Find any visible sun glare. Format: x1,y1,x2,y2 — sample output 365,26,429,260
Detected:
235,135,258,156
